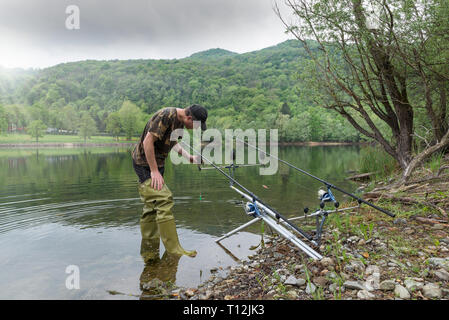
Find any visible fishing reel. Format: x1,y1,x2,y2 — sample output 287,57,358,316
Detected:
244,202,260,218
317,186,339,209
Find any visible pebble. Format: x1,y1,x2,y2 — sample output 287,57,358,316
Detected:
284,275,306,287
394,285,410,299
404,279,423,292
320,257,335,268
344,260,365,273
286,290,299,299
305,283,316,294
427,257,449,271
393,218,407,225
365,266,380,288
434,268,449,281
379,280,396,291
357,289,375,300
422,283,442,299
343,280,366,291
313,276,328,287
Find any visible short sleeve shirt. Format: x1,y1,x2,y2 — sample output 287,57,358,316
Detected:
132,107,184,167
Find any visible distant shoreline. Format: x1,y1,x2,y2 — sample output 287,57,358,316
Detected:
0,142,136,148
0,141,368,148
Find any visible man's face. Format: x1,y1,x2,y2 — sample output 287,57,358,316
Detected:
184,116,201,130
184,115,194,129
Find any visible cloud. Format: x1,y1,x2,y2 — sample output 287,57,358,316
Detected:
0,0,294,68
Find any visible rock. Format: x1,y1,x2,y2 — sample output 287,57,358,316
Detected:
422,283,442,299
347,236,360,244
380,280,396,291
275,268,288,275
344,260,365,274
404,279,423,292
273,252,283,259
284,275,305,287
320,257,335,268
393,218,407,225
305,283,316,294
434,268,449,281
343,280,366,291
185,288,196,297
199,290,213,300
427,257,449,271
294,264,304,272
364,267,380,292
394,285,410,299
357,289,375,300
142,278,164,290
365,265,380,275
286,290,299,299
313,276,328,287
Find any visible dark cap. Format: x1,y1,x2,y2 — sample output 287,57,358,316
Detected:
188,104,208,130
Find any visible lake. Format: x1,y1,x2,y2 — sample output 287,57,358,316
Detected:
0,145,360,299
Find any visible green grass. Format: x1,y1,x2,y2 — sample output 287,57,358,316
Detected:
359,145,397,178
0,133,138,144
426,152,444,174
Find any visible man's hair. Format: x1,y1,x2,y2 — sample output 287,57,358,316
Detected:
185,104,198,117
185,104,207,120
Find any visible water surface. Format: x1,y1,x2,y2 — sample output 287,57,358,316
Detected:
0,145,360,299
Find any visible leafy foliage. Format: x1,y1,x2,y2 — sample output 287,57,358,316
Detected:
0,40,362,142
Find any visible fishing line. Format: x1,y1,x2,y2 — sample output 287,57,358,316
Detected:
235,137,396,218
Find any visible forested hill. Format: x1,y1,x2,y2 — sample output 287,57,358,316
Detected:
0,40,360,142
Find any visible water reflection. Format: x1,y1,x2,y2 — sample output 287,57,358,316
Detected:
139,239,181,300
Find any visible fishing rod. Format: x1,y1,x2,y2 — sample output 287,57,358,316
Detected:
180,141,325,260
179,141,316,243
235,137,396,218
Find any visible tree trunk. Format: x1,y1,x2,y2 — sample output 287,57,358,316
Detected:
397,128,449,185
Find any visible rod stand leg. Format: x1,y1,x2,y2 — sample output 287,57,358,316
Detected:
215,217,262,243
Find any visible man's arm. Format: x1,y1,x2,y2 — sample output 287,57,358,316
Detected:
172,142,196,163
143,132,164,190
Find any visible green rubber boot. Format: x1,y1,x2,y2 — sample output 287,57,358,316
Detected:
157,218,197,257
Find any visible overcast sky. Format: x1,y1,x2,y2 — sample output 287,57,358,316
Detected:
0,0,295,69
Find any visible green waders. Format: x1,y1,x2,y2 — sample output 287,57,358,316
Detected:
138,178,197,258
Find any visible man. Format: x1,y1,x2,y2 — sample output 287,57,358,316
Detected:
132,104,207,259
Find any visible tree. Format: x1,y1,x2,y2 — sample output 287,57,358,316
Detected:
61,105,79,133
0,104,7,134
280,102,292,116
118,100,146,140
27,120,46,143
105,112,122,141
276,0,449,183
78,112,97,143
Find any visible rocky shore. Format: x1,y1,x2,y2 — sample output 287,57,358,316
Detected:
140,212,448,300
139,158,449,300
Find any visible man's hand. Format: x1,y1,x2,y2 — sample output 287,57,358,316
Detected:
190,154,203,164
151,170,164,191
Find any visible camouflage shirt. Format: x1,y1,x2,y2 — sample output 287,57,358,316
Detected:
132,107,184,168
